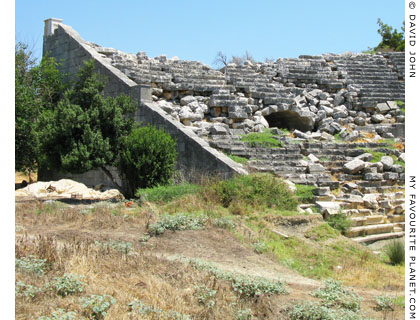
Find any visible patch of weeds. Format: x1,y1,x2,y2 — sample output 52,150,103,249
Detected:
289,302,368,320
326,213,353,235
333,133,344,143
235,308,253,320
140,234,151,243
295,184,315,203
15,281,42,300
252,241,267,254
80,294,115,320
136,183,201,203
46,274,86,297
311,279,362,312
95,240,133,254
384,239,405,265
304,223,339,241
375,294,395,311
148,213,208,236
15,224,26,232
213,216,236,229
128,299,192,319
38,309,78,320
240,129,283,148
195,285,217,307
227,154,249,165
188,259,287,299
15,255,48,276
205,173,298,211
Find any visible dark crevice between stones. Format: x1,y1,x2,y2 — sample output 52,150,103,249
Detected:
264,110,314,132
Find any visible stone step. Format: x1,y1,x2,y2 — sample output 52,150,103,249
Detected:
342,208,373,217
352,231,405,244
351,215,386,226
346,223,400,238
387,215,405,223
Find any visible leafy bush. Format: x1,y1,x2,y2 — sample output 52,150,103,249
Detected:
136,183,200,203
80,294,115,320
311,279,362,312
38,309,77,320
46,274,86,297
326,213,353,234
15,281,42,299
189,259,287,299
252,241,267,254
119,124,178,196
15,256,48,276
128,299,192,319
289,302,365,320
95,240,133,254
195,285,217,307
213,216,236,229
384,239,405,265
240,129,283,148
295,184,315,203
148,213,208,236
206,173,298,211
375,294,395,311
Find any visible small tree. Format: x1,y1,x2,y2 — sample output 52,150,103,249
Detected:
374,19,405,52
37,59,138,192
213,51,228,68
15,42,64,180
118,124,178,197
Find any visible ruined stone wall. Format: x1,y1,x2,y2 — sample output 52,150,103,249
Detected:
40,19,246,190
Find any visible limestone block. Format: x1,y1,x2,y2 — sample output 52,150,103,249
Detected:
383,172,399,180
363,194,379,209
356,153,373,162
354,117,366,126
344,159,366,174
307,154,319,163
180,95,197,106
391,165,404,173
316,201,341,216
307,163,326,173
293,129,311,140
320,105,333,116
371,114,385,123
380,156,394,171
398,153,405,162
333,95,345,106
313,187,330,196
210,125,228,135
364,172,383,181
376,102,390,114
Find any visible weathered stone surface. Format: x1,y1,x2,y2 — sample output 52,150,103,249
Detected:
380,156,394,171
376,103,390,114
356,153,373,162
364,172,383,181
316,201,341,216
371,114,385,123
307,163,326,173
344,159,366,174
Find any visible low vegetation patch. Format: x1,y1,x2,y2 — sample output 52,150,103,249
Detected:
325,213,353,235
240,129,283,148
136,182,201,203
204,173,298,212
227,154,249,165
295,184,315,203
148,213,208,236
304,223,339,241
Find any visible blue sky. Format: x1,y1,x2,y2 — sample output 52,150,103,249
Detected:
15,0,404,66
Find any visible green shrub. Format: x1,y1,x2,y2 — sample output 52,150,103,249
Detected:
295,184,315,203
128,299,192,319
311,279,362,312
15,256,48,276
289,302,366,320
206,173,298,211
252,241,267,254
195,285,217,307
136,183,201,202
326,213,353,234
227,154,249,165
375,294,395,311
384,239,405,265
80,294,115,320
213,216,236,229
148,213,208,236
15,281,42,299
46,274,86,297
119,124,177,196
38,309,77,320
240,129,283,148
